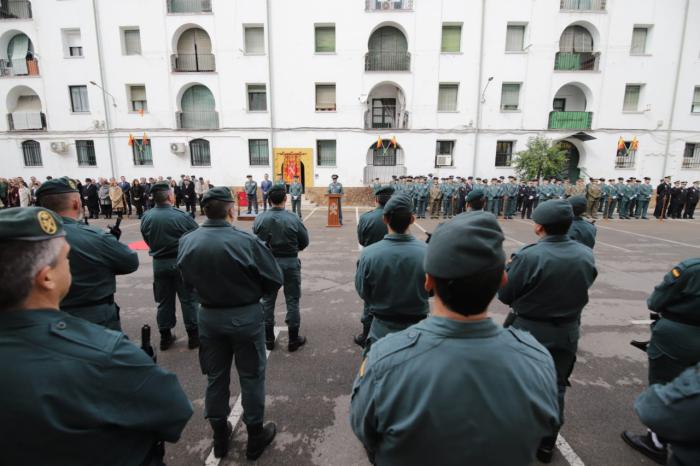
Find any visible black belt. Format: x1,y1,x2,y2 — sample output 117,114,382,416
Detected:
513,312,579,325
64,295,114,309
374,313,427,324
662,312,700,328
201,301,259,309
155,253,177,260
274,252,298,258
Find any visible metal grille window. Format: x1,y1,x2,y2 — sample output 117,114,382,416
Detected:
683,143,700,169
435,140,454,167
495,141,513,167
132,139,153,166
615,141,637,168
317,140,337,166
501,83,521,111
244,26,265,54
692,86,700,113
630,27,648,55
129,85,147,112
441,25,461,53
22,140,42,167
123,29,141,55
190,139,211,166
247,84,267,111
76,140,96,166
249,139,269,166
623,85,642,112
438,84,458,112
315,84,336,111
506,25,525,52
373,142,397,167
315,26,335,53
69,85,90,113
560,0,606,10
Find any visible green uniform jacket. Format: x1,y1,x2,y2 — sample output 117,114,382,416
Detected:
244,181,258,195
0,309,192,466
635,363,700,466
568,217,597,249
328,182,344,194
60,217,139,309
350,317,560,466
498,235,597,321
140,205,199,258
537,185,551,200
639,183,653,199
253,208,309,256
357,207,388,247
289,182,303,197
355,234,428,318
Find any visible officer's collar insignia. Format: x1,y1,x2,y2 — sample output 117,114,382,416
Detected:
359,358,367,378
671,268,681,279
37,211,58,235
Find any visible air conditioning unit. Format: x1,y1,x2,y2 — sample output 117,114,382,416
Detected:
50,142,69,154
170,143,186,154
436,155,452,167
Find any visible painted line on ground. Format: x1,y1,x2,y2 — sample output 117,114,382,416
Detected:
356,208,364,252
303,207,318,223
413,222,427,233
631,319,654,325
557,434,586,466
504,235,526,246
596,240,633,253
204,326,285,466
596,225,700,249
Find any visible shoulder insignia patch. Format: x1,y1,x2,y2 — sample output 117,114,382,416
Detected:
671,268,681,279
359,358,367,378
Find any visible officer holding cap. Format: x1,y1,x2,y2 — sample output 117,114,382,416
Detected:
35,177,138,330
177,186,282,460
498,200,597,463
567,196,597,249
328,174,344,225
0,207,192,466
351,211,559,466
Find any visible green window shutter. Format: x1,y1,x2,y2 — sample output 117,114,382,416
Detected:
441,26,461,53
315,26,335,53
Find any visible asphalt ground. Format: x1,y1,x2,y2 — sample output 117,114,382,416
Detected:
96,204,700,466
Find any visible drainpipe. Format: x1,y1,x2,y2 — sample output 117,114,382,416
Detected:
471,0,487,176
661,0,689,177
91,0,117,179
265,0,276,173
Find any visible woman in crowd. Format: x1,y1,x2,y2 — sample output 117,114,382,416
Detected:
109,178,125,219
18,180,32,207
98,179,112,219
131,178,145,219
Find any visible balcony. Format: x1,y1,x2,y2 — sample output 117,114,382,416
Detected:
0,0,32,19
365,51,410,71
364,108,409,129
560,0,605,10
554,52,599,71
0,58,39,77
176,111,218,129
167,0,211,13
171,54,215,72
8,112,46,131
549,111,592,130
365,0,413,11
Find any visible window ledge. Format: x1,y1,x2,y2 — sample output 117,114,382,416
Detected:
630,53,652,57
64,56,85,59
552,70,601,73
622,111,644,114
243,52,266,56
614,167,637,170
166,12,213,15
437,110,460,113
124,53,143,57
435,165,456,169
440,51,463,55
317,165,337,168
505,50,527,54
495,166,514,169
315,110,337,113
70,111,91,115
128,111,149,115
314,52,337,55
690,112,700,115
247,110,269,113
559,9,607,13
501,110,522,113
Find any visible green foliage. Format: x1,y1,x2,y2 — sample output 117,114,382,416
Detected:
512,137,569,180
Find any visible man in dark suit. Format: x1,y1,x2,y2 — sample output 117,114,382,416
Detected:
118,176,132,216
84,178,99,219
653,177,671,219
182,178,196,218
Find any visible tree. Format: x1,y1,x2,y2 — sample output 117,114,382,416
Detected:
512,137,569,180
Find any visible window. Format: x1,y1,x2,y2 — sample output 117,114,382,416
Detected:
247,84,267,111
248,139,269,166
132,138,152,166
683,143,700,169
372,141,397,166
190,139,211,166
441,25,462,53
123,28,141,55
62,29,83,58
76,140,96,166
22,140,42,167
438,84,458,112
495,141,514,167
244,26,265,54
315,25,335,53
501,83,521,111
692,86,700,113
623,84,642,112
69,85,90,113
615,140,637,168
630,27,649,55
128,85,147,113
506,25,525,52
317,140,336,166
435,141,455,167
315,84,336,111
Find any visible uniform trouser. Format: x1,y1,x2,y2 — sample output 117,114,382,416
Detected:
670,201,683,218
366,315,426,352
489,198,500,216
88,203,100,218
185,200,196,216
442,197,452,217
337,199,343,224
619,199,630,218
598,196,606,212
653,195,665,218
516,196,524,212
505,197,517,217
262,193,269,211
586,197,599,218
198,304,266,426
606,198,618,218
291,198,302,217
261,257,301,328
647,319,700,385
684,201,697,218
62,301,122,331
629,199,638,217
153,258,199,331
430,199,442,218
521,200,533,219
636,199,650,218
416,198,427,217
247,194,258,214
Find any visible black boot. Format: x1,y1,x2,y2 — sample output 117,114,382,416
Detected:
621,431,667,465
536,435,557,463
210,419,233,459
353,323,371,348
246,422,276,461
159,329,176,351
288,326,307,352
186,328,199,349
265,325,275,351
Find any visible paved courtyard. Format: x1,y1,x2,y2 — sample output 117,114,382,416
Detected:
103,205,699,466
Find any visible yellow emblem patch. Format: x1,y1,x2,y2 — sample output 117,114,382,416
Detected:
68,179,76,190
359,358,367,378
37,211,58,235
671,268,681,279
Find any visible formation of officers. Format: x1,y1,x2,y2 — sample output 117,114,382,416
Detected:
0,172,698,465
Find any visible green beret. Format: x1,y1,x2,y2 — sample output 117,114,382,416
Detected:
374,185,395,196
532,199,573,225
425,211,505,279
383,193,413,215
0,207,66,242
150,182,171,194
268,184,287,196
466,191,484,203
201,186,234,206
35,177,78,201
568,196,587,216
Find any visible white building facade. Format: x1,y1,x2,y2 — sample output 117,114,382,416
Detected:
1,0,699,188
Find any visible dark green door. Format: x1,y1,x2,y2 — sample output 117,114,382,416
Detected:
558,141,580,181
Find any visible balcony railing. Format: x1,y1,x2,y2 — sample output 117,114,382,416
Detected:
171,54,215,72
365,51,411,71
167,0,212,13
365,0,413,11
549,111,592,130
0,0,32,19
176,111,219,129
364,108,410,129
0,58,39,77
554,52,599,71
8,112,46,131
560,0,606,10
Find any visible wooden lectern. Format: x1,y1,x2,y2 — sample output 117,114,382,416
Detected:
326,194,342,227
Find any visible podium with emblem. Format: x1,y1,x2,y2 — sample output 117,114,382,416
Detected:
326,194,342,227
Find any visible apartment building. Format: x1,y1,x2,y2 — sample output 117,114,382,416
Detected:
1,0,699,188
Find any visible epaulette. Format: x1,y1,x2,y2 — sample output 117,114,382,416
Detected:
505,328,552,360
50,315,122,355
369,330,421,366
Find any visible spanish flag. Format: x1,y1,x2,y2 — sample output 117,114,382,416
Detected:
391,136,398,148
376,136,383,149
630,136,639,151
617,137,626,151
128,134,134,147
138,108,145,117
142,132,149,145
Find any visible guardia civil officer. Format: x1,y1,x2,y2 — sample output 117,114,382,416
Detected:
140,182,200,350
35,177,138,331
465,189,485,211
328,174,344,225
177,187,282,460
354,185,395,347
254,184,309,352
355,193,429,350
350,211,560,466
567,196,597,249
498,200,597,463
622,258,700,464
289,175,303,218
0,207,192,466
